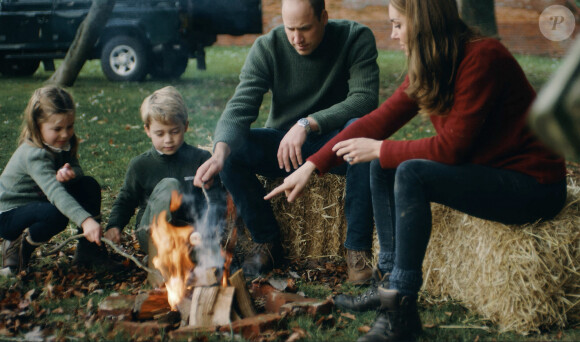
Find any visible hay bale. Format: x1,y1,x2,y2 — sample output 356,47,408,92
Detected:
261,175,348,259
422,183,580,334
260,174,580,334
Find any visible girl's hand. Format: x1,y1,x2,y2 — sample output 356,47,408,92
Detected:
332,138,382,164
56,163,76,183
264,161,316,202
81,217,102,245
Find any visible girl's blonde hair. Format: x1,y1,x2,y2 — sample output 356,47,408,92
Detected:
19,85,78,156
140,86,188,127
391,0,478,115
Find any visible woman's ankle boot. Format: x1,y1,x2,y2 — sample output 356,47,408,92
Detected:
357,288,422,342
335,269,390,312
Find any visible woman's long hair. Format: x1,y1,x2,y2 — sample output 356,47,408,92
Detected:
19,85,79,156
391,0,479,115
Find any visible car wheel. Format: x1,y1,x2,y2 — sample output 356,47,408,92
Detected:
0,59,40,76
150,52,189,80
100,36,149,82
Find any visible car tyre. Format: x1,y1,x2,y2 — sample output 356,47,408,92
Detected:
0,58,40,76
100,36,149,82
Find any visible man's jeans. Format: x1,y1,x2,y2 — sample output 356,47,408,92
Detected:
220,120,374,250
370,159,567,297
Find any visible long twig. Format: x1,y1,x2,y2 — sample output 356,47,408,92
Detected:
41,233,158,275
42,233,85,256
101,237,157,275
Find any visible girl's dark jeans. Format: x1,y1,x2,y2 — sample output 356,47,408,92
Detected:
370,159,567,297
0,176,101,243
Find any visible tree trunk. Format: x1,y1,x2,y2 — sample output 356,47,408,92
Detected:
48,0,116,87
457,0,499,38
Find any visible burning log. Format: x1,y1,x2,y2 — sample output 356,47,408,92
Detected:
133,289,171,321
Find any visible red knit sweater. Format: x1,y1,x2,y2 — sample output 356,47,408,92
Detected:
308,38,566,184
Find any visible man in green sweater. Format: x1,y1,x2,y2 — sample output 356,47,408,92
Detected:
194,0,379,281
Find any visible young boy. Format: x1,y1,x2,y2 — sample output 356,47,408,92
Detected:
104,86,226,271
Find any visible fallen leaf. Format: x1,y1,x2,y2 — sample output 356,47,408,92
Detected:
23,326,44,342
341,312,356,320
445,311,453,317
52,307,64,314
268,277,289,292
358,325,371,333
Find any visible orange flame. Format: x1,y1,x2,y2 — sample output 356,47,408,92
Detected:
151,191,194,310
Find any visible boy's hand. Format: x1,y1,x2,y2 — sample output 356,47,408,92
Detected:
81,217,102,245
104,227,121,244
56,163,76,183
194,142,230,189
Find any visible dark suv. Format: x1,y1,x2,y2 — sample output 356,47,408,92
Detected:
0,0,262,81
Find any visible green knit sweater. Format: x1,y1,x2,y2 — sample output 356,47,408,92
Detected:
106,143,225,232
213,19,380,148
0,142,90,226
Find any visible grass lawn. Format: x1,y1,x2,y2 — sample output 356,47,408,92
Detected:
0,46,578,341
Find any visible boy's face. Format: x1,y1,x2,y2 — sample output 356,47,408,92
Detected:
145,119,188,155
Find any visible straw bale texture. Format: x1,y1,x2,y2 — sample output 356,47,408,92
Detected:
260,175,348,259
259,174,580,334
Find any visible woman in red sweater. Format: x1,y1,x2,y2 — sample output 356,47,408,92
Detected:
265,0,567,340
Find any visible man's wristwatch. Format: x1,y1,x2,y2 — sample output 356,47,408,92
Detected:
297,118,312,134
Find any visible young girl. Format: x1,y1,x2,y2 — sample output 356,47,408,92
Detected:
265,0,567,340
0,85,104,275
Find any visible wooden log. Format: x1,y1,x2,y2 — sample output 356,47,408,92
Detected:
133,289,171,320
212,286,235,326
229,269,257,318
189,286,219,328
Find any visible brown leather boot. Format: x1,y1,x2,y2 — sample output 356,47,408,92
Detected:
2,235,22,272
357,288,422,342
242,241,282,278
346,249,373,284
335,268,389,312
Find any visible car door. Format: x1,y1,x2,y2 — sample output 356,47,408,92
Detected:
0,0,55,50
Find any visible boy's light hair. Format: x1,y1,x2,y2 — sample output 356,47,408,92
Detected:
140,86,188,127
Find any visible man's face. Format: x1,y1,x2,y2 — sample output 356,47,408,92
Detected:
282,0,328,56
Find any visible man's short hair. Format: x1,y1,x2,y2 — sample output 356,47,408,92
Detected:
140,86,188,127
283,0,326,20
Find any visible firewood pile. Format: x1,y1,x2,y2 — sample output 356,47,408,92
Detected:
97,269,333,340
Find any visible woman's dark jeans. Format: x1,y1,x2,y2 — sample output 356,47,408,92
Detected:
370,159,567,297
220,119,374,250
0,176,101,243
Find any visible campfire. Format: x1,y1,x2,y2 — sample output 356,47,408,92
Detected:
97,191,334,340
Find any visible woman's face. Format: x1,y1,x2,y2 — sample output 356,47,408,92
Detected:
389,3,408,56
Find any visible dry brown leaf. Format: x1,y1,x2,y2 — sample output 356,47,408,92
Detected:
341,312,356,320
358,325,371,333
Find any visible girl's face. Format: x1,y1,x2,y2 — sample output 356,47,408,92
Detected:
389,3,408,56
40,113,75,149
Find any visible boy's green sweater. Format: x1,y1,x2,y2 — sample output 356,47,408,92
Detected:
106,143,224,232
214,19,380,148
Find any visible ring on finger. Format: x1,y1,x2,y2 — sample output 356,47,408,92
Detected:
346,156,354,163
